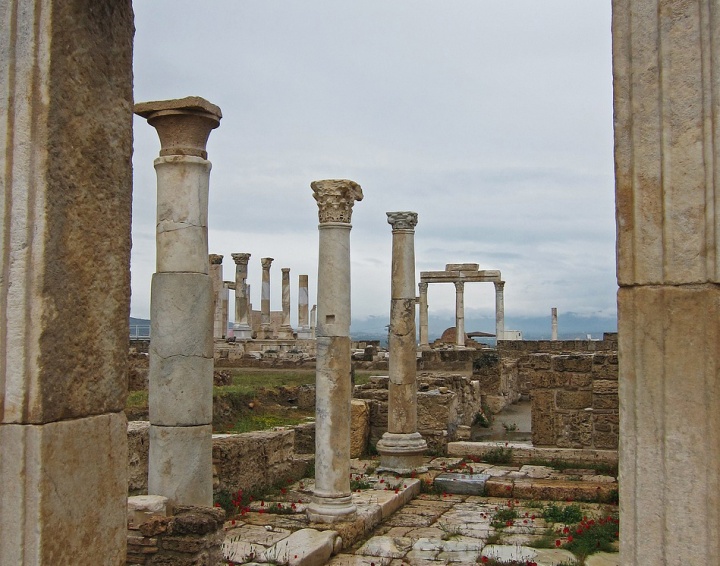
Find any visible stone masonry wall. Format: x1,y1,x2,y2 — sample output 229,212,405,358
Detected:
529,352,619,449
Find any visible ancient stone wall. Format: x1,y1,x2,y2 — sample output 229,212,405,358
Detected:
529,353,619,449
127,504,225,566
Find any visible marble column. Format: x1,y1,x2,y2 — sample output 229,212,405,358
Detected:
494,281,505,342
210,255,225,339
418,282,430,348
551,307,558,341
377,212,428,473
297,275,312,339
231,253,252,339
278,268,294,339
454,281,465,347
1,1,133,561
260,257,274,339
135,97,221,507
222,282,233,337
307,179,363,523
614,1,720,562
310,304,317,339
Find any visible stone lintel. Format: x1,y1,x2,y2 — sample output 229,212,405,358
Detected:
446,263,479,271
421,269,502,283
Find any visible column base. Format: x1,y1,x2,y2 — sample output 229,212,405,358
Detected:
277,326,294,339
260,326,274,339
232,323,253,340
306,493,357,524
296,327,313,339
376,432,428,474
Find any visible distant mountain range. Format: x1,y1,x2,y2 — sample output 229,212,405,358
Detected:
131,311,616,343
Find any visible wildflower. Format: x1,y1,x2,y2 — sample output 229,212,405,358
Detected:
555,539,561,547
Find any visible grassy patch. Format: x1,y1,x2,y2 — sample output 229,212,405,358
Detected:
525,457,618,477
542,503,584,524
561,514,619,559
126,390,148,408
482,445,514,464
222,413,309,434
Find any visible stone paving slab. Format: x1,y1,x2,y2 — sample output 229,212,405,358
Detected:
481,544,578,565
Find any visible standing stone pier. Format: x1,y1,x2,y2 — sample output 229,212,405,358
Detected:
310,304,318,339
1,2,133,561
135,97,221,507
210,254,225,339
494,281,505,341
454,281,465,347
278,267,294,338
551,307,558,341
307,179,363,523
377,212,428,473
260,257,274,339
232,253,252,339
297,274,312,339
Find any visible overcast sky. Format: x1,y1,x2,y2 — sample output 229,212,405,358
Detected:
131,1,616,333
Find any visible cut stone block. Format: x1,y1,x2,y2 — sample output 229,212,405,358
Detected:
433,473,490,495
128,495,169,528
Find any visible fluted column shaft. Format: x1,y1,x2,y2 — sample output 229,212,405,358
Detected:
307,179,363,523
261,258,274,337
136,97,221,508
454,281,465,347
377,212,427,473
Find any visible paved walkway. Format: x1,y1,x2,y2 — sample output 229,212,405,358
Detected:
223,453,619,566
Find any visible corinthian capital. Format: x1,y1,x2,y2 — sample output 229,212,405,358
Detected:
387,211,418,231
209,254,223,265
231,253,251,266
261,257,274,269
311,179,363,224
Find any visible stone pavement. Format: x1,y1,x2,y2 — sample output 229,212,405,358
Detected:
223,454,619,566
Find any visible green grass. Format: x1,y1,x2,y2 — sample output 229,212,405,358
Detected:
222,413,309,433
126,390,148,408
542,503,584,524
525,457,618,477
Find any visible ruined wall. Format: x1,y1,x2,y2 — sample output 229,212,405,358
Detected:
529,353,619,449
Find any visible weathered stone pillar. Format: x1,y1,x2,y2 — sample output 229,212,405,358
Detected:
418,282,430,348
135,97,221,508
551,307,558,341
210,255,225,339
310,304,317,339
297,275,312,339
494,281,505,342
307,179,363,523
278,267,294,338
231,253,252,339
454,281,465,347
222,282,233,337
1,2,133,562
260,257,274,338
377,212,428,473
613,1,720,563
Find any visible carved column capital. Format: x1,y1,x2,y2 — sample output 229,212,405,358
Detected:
231,252,251,266
261,257,274,270
418,282,428,292
281,267,290,275
454,281,465,292
311,179,363,224
495,280,505,291
387,211,418,231
209,254,223,265
134,96,222,159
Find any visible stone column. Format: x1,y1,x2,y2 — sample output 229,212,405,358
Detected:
246,284,254,334
418,282,430,348
454,281,465,347
310,304,317,339
278,268,294,339
551,307,558,341
260,257,274,339
377,212,428,473
297,275,312,339
231,253,252,339
135,97,221,508
209,254,225,339
307,179,363,523
1,2,132,562
614,1,720,563
223,282,233,337
494,281,505,342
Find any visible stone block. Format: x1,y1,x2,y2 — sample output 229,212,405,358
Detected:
128,421,151,493
593,394,619,410
593,431,619,450
530,390,556,446
433,473,490,495
569,373,593,388
530,371,569,389
552,355,593,372
593,380,619,395
0,414,128,564
556,391,592,410
351,400,370,458
555,412,593,448
128,495,169,528
149,354,214,426
418,390,457,430
149,424,213,507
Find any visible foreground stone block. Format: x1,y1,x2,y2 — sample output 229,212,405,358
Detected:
0,414,128,564
434,473,490,495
